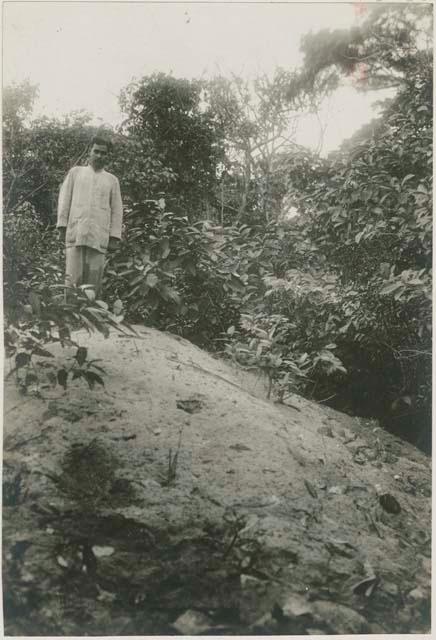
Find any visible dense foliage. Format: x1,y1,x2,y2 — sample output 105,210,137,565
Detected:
3,5,432,449
105,200,243,346
281,4,432,448
117,74,227,215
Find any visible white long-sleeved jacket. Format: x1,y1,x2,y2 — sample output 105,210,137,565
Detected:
57,165,123,254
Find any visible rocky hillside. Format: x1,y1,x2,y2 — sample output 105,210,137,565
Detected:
3,327,431,634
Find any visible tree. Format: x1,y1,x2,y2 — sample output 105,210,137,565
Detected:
3,81,39,215
118,73,227,217
286,3,432,99
205,72,310,223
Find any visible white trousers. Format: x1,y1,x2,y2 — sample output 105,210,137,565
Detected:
65,246,105,297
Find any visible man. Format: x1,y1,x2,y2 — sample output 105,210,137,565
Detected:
57,135,123,298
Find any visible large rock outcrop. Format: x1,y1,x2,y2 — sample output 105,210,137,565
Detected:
3,327,431,634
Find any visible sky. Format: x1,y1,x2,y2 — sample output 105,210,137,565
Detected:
3,2,396,155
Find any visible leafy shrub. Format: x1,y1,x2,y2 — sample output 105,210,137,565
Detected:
5,283,132,395
3,203,133,396
225,314,308,401
118,73,227,216
105,199,244,347
224,266,349,402
3,203,63,320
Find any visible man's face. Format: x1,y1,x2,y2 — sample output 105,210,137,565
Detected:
89,143,109,170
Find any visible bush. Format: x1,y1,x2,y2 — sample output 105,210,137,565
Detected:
4,201,134,396
105,199,244,347
3,203,64,322
224,266,348,401
4,278,133,396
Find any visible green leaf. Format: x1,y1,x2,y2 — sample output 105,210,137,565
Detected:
401,174,415,185
75,346,88,366
126,284,141,299
47,371,57,386
394,287,406,301
57,368,68,390
185,261,197,276
89,363,106,374
82,309,110,338
32,345,54,358
83,370,105,389
119,320,138,336
117,269,136,277
145,273,159,288
113,299,123,315
15,352,31,368
160,284,181,304
160,237,170,259
380,281,403,295
129,273,145,287
229,273,245,292
84,288,96,302
25,372,38,386
29,291,41,314
78,313,98,334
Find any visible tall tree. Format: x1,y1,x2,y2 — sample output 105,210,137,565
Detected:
286,3,432,99
118,73,227,217
205,72,309,223
3,81,39,215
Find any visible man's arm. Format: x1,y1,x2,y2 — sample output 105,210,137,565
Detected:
57,169,75,242
109,177,123,246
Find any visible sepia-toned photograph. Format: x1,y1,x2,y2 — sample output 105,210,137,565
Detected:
3,1,432,635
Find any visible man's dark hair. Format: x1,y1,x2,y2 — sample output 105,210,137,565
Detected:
90,135,113,152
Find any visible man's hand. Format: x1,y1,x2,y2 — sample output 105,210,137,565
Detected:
58,227,66,243
108,236,120,250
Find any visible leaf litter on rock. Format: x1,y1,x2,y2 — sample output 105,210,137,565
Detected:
229,443,252,452
318,426,335,438
325,539,356,558
304,479,318,498
176,398,204,414
352,574,379,597
328,485,348,495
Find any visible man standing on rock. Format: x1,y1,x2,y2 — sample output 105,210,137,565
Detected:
57,135,123,298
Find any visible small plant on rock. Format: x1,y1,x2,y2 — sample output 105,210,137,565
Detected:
5,283,134,396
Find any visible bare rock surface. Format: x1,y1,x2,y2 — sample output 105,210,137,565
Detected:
3,327,431,634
